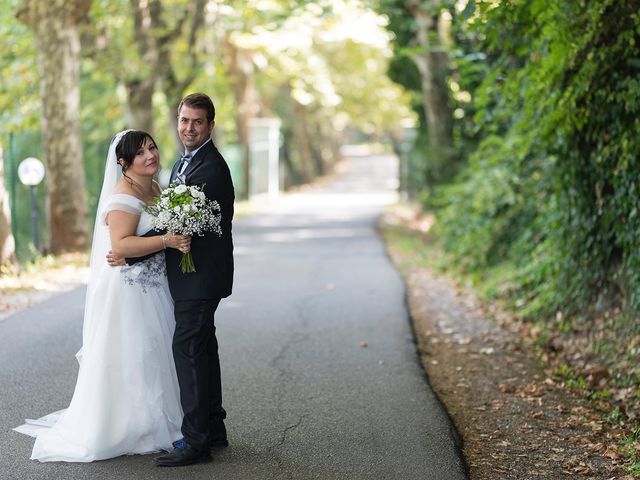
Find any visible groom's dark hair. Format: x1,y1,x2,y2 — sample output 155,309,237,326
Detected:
178,93,215,123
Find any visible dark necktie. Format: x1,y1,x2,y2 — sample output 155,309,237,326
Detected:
177,153,192,175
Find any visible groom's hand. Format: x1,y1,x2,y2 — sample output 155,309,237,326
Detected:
106,250,126,267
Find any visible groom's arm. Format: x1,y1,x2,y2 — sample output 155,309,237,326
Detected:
106,229,164,266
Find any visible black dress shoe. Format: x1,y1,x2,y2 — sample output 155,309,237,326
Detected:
152,445,211,467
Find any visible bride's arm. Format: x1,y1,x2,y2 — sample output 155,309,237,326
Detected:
108,210,190,257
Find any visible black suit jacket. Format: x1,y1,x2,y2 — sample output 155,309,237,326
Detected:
165,140,234,300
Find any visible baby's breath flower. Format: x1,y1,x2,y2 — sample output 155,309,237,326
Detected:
143,183,222,273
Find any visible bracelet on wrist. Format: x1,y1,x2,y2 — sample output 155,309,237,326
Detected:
161,235,166,249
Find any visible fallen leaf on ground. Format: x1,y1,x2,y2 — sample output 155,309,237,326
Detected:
498,383,517,394
603,448,622,460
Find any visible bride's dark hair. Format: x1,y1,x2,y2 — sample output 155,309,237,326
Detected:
115,130,158,176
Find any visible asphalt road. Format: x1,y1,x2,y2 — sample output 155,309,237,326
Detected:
0,152,467,480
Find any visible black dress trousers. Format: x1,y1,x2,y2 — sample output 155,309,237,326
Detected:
172,297,226,451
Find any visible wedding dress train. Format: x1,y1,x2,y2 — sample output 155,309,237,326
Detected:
14,194,183,462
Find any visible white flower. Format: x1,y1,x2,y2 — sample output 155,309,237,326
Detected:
145,183,221,240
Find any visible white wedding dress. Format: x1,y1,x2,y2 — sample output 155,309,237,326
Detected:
14,194,183,462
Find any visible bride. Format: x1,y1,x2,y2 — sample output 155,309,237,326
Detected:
14,129,191,462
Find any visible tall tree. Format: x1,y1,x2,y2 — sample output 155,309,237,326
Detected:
127,0,207,143
82,0,206,143
123,0,160,133
17,0,90,253
375,0,458,192
405,0,452,157
242,1,412,186
224,38,260,197
156,0,207,150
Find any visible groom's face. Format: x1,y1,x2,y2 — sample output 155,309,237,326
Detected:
178,105,215,151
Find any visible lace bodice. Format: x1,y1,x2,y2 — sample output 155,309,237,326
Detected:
121,253,166,293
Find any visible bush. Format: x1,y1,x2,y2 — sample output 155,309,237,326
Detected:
436,0,640,316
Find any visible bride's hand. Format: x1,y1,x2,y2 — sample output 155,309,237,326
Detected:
163,233,191,253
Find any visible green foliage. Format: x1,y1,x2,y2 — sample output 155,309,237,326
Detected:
430,0,640,317
0,2,44,260
621,425,640,474
371,0,468,193
0,0,39,132
2,0,414,260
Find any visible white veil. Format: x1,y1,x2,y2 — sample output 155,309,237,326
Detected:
88,130,131,275
77,129,132,363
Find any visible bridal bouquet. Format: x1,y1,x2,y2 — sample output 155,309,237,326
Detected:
145,183,222,273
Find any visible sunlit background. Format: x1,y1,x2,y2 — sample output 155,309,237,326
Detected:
2,0,640,328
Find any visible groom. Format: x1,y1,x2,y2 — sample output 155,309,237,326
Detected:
113,93,234,466
154,92,235,466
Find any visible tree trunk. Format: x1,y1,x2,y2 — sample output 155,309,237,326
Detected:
0,148,16,266
235,112,251,199
125,78,155,133
124,0,162,134
17,0,91,253
309,116,341,175
292,102,316,182
407,2,452,155
167,97,183,154
225,40,259,199
304,114,325,177
280,136,300,189
150,0,207,152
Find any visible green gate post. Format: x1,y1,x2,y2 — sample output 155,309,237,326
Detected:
7,132,18,240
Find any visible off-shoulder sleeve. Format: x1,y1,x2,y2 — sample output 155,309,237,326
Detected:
100,194,143,225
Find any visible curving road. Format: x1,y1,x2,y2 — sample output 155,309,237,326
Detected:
0,151,467,479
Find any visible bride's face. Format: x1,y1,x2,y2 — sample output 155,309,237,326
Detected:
128,137,160,177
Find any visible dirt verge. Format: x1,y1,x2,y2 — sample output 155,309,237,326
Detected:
0,253,88,321
380,212,633,480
